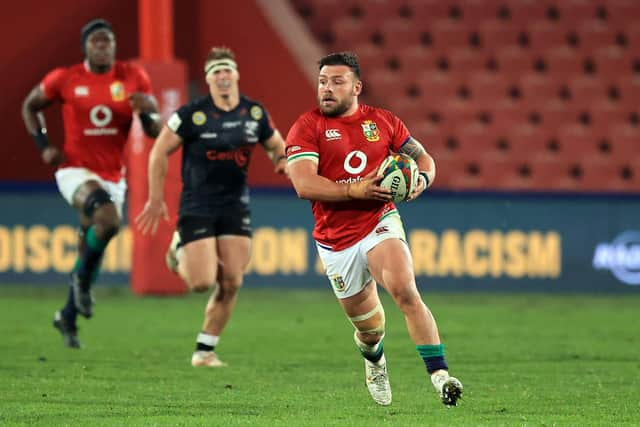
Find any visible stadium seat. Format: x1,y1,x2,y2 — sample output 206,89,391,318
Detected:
527,20,568,51
580,155,639,192
519,74,561,107
415,71,458,106
431,19,473,50
589,102,629,132
478,20,522,50
613,78,640,110
447,48,490,79
397,45,441,76
499,1,549,27
493,46,533,77
593,46,634,79
543,46,586,80
556,125,602,158
608,125,640,162
331,17,371,49
365,68,404,105
409,0,458,25
466,72,513,106
606,0,640,28
576,21,617,53
380,19,422,49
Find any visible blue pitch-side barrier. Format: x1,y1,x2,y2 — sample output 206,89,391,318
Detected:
0,185,639,292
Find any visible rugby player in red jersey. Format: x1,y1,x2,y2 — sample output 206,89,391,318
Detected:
21,19,161,348
285,52,463,407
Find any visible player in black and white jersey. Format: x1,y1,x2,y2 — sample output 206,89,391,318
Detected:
136,46,287,367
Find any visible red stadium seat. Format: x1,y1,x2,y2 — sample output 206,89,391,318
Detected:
415,71,458,106
608,125,640,162
447,48,490,79
543,46,586,81
332,17,371,50
380,19,422,49
527,20,568,51
575,21,617,54
365,68,404,105
409,0,458,26
431,20,473,50
606,0,640,28
499,0,549,27
478,20,522,50
493,46,533,77
593,47,634,79
397,45,440,76
519,74,561,107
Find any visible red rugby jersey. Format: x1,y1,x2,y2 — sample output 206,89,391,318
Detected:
286,104,411,251
41,60,153,182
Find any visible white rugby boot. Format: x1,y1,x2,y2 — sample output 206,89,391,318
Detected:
431,371,463,407
364,354,392,406
165,231,180,274
191,350,228,367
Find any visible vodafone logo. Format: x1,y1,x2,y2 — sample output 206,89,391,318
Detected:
325,129,341,140
89,105,113,127
344,150,367,174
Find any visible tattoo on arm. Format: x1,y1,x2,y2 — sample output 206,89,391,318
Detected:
398,137,426,161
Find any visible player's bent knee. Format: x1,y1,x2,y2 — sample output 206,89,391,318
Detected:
188,280,215,293
350,303,386,337
83,188,113,218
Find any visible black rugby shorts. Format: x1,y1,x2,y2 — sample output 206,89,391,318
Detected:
177,207,252,245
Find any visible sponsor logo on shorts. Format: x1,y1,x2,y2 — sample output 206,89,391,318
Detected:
193,228,207,235
330,274,346,292
325,129,341,140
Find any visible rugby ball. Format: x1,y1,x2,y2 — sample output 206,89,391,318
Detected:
377,153,419,203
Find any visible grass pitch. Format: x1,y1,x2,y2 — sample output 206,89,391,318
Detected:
0,285,638,426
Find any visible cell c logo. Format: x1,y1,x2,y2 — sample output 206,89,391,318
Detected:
89,105,113,127
344,150,367,175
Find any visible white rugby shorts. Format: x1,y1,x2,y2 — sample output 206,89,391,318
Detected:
317,213,407,299
54,167,127,218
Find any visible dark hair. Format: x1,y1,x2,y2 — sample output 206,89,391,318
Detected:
318,52,361,79
81,18,114,53
206,46,236,64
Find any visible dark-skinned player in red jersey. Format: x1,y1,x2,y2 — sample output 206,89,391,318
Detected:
21,18,162,348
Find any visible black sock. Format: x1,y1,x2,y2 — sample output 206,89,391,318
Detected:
61,285,78,328
196,343,214,352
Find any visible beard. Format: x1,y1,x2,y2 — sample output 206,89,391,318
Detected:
319,96,353,118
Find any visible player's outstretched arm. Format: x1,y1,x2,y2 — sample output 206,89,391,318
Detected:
135,126,182,235
263,130,288,175
21,86,64,166
398,137,436,201
288,159,391,202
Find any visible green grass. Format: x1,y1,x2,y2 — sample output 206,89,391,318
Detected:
0,286,638,426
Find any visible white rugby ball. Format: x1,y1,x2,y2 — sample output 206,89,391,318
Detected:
377,153,419,203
